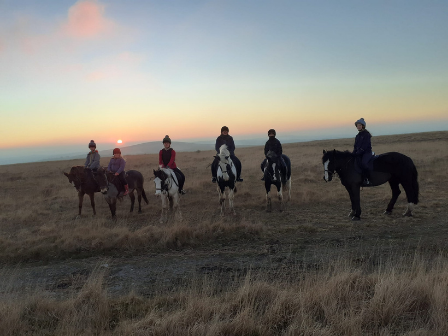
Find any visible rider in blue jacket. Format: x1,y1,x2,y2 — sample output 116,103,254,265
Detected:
211,126,243,183
353,118,373,184
261,129,286,180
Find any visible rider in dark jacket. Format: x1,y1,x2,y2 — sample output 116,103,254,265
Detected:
261,129,286,180
353,118,373,184
211,126,243,183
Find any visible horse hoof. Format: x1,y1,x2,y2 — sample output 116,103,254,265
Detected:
403,212,413,217
384,210,392,215
351,216,361,221
75,215,81,220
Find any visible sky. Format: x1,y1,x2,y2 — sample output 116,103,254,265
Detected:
1,0,447,160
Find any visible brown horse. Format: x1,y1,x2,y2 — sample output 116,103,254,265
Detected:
63,166,108,217
95,169,149,217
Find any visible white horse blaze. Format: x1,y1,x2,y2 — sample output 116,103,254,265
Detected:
324,159,329,181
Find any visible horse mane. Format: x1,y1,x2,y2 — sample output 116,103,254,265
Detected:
322,150,352,163
70,165,85,176
218,144,230,156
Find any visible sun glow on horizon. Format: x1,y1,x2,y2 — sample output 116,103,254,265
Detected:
117,139,122,144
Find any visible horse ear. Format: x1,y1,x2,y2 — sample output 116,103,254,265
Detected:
63,172,69,177
323,150,326,154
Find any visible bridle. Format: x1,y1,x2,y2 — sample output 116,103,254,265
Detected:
155,171,170,193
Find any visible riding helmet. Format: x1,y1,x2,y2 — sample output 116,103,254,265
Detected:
355,118,366,127
113,148,121,155
268,129,276,136
88,140,96,148
163,135,171,144
221,126,229,133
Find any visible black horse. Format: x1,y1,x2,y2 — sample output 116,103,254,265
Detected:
322,150,419,220
96,169,149,217
261,151,291,212
64,166,109,217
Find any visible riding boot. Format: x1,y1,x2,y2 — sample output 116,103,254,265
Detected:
363,170,370,185
123,184,129,196
211,177,217,183
179,189,186,195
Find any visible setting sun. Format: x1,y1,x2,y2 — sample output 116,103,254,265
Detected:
117,140,122,144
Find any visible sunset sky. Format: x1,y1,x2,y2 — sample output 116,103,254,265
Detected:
1,0,447,155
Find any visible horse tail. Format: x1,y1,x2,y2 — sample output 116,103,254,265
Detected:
142,189,149,204
411,162,419,205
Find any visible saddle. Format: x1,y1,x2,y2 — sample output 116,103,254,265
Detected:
354,152,377,175
170,169,185,190
106,171,126,195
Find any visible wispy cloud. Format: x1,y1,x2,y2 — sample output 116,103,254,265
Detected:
61,0,116,39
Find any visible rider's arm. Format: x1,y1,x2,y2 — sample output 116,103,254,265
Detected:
227,136,235,154
167,150,176,169
90,153,101,170
115,158,126,174
84,154,90,168
159,150,164,167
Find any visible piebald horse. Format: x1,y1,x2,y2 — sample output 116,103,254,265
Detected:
214,145,237,216
262,151,292,212
153,168,182,223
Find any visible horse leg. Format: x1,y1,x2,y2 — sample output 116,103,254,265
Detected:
77,191,85,217
350,185,362,220
109,200,116,218
173,193,182,221
265,181,272,212
229,188,236,215
137,189,143,213
88,192,96,216
277,183,284,212
401,181,415,217
344,185,356,217
385,178,401,215
218,185,225,216
160,194,168,223
129,190,135,213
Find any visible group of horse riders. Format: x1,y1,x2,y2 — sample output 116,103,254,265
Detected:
83,118,373,194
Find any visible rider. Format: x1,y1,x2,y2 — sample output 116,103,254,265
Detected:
353,118,373,185
261,129,286,181
84,140,100,180
159,135,186,195
107,148,129,196
211,126,243,183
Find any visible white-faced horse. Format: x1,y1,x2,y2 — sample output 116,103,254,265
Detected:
262,151,292,212
153,168,182,223
214,145,237,216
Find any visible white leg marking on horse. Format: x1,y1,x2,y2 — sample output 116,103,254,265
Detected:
324,160,329,181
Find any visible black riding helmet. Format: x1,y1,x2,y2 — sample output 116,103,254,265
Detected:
221,126,229,133
268,129,276,136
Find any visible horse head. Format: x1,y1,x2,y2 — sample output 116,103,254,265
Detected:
322,149,352,182
94,167,110,194
153,169,168,196
216,145,231,181
265,151,280,180
64,166,85,191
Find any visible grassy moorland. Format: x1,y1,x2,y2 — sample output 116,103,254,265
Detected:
0,131,447,335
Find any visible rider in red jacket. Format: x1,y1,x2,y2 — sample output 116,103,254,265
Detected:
159,135,186,194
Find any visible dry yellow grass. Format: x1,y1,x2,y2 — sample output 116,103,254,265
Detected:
0,131,447,334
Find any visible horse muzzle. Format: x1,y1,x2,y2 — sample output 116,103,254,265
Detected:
100,187,108,194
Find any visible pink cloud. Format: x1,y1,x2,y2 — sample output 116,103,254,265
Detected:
62,0,115,39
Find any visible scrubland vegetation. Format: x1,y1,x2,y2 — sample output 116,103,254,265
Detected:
0,131,447,334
